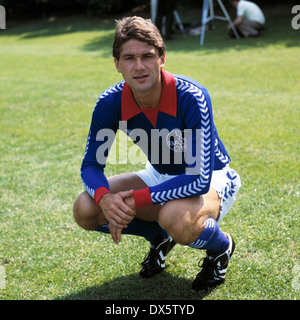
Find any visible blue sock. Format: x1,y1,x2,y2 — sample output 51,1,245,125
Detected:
188,218,229,253
95,218,168,242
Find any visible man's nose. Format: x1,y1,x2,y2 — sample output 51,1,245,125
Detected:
135,57,145,70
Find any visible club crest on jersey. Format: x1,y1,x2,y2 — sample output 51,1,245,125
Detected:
166,129,187,152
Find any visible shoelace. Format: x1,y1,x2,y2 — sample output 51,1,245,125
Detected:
198,257,224,280
141,247,157,266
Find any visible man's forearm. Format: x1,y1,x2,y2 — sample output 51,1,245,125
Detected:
233,16,243,26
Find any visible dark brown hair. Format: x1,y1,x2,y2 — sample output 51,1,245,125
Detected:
112,16,166,60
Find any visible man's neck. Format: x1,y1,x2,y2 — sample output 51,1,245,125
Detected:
132,77,163,109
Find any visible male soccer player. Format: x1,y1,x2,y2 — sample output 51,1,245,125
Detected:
73,16,241,291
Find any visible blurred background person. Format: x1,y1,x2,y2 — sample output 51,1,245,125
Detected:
155,0,177,40
229,0,265,37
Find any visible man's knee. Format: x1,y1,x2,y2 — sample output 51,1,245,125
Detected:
158,199,207,245
73,192,87,226
73,191,103,230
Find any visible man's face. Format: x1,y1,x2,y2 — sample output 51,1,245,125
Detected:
231,0,238,8
114,39,165,97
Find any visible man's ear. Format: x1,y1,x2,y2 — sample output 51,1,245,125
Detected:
160,54,166,69
114,58,121,73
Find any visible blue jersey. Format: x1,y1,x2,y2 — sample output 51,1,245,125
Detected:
81,70,231,208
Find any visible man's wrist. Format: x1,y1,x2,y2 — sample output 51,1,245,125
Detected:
94,187,111,206
133,188,153,209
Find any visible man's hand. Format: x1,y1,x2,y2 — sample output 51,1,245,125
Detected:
110,192,136,244
99,190,136,244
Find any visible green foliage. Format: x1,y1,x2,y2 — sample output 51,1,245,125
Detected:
0,0,148,18
0,6,299,300
0,0,295,19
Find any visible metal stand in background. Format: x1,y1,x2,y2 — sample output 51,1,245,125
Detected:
200,0,239,45
151,0,157,23
173,10,186,36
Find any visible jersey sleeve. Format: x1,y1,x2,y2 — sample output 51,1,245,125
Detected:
81,89,120,205
133,85,215,208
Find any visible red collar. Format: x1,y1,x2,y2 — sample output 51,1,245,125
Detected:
121,69,177,125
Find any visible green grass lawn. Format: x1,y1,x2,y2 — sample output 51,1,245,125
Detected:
0,5,299,300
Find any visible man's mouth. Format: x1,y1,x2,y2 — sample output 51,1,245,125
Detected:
133,74,149,80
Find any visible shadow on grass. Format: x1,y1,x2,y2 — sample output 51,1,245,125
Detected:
5,15,115,38
57,272,215,300
4,6,300,58
78,18,300,58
